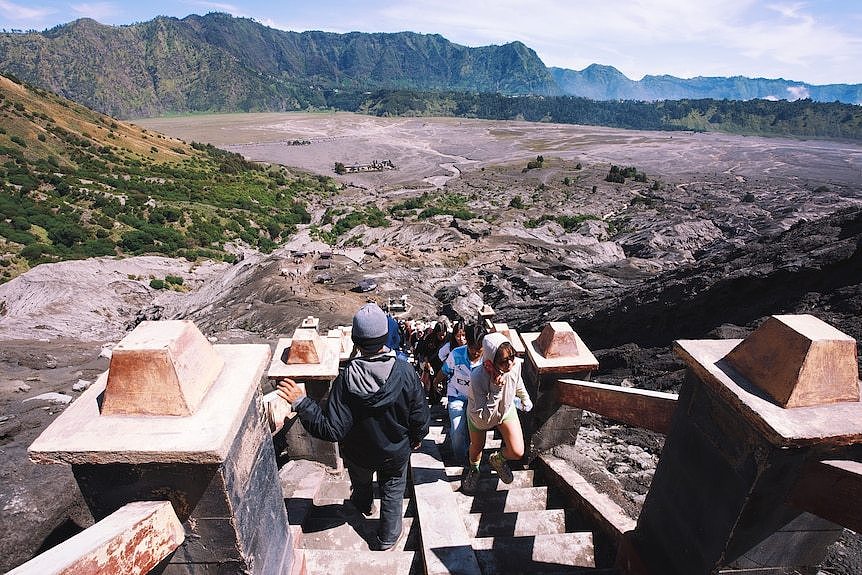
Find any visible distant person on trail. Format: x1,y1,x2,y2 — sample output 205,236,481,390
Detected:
386,313,408,361
461,332,533,494
276,303,430,551
434,323,484,466
416,321,448,403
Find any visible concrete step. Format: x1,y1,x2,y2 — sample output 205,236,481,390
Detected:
472,532,596,574
308,497,413,519
279,459,329,500
302,548,419,575
456,486,564,514
301,515,418,551
445,466,539,492
462,508,590,538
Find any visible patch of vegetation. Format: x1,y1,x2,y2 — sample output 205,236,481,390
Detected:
0,76,330,280
389,191,477,220
312,206,390,245
605,165,647,184
523,155,544,171
524,213,599,231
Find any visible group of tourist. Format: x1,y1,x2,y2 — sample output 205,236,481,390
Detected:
274,302,533,551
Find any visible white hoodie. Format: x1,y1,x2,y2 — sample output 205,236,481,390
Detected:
466,332,531,431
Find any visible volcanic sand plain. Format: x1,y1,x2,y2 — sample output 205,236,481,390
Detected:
138,111,862,191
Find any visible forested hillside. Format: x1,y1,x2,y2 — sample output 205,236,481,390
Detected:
0,73,335,282
0,13,558,117
341,90,862,139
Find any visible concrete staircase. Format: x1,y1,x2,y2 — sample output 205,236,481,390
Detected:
279,406,620,574
412,405,620,575
280,459,424,575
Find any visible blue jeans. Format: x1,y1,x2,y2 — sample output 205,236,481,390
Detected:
447,394,469,465
343,454,409,546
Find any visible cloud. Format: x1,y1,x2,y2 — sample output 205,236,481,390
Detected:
786,85,810,100
768,2,809,20
0,0,54,26
71,3,119,22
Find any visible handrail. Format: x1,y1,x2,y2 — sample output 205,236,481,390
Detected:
556,379,679,434
8,501,184,575
789,459,862,533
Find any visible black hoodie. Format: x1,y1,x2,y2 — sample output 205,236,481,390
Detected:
293,354,430,468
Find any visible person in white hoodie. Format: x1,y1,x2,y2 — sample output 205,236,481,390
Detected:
462,332,532,493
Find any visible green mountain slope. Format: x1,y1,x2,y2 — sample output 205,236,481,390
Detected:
0,73,333,282
0,13,559,118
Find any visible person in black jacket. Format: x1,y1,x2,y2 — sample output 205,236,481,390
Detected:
276,303,430,551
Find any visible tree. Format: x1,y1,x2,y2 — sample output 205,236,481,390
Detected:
334,162,346,175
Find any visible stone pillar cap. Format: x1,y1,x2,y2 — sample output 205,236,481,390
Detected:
522,322,599,375
327,326,355,362
301,316,320,330
479,305,495,318
29,341,271,465
492,323,525,355
102,320,224,416
268,328,340,381
724,314,859,408
674,314,862,447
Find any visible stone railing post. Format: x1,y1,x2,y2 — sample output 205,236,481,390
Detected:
626,314,862,575
267,320,342,470
521,322,599,459
28,320,291,574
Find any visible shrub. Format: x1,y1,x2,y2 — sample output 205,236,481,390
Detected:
509,195,524,209
149,278,166,290
165,275,184,285
20,243,50,261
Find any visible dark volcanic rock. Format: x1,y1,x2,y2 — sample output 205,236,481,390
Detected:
487,207,861,359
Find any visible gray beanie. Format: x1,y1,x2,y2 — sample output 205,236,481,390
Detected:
352,303,388,350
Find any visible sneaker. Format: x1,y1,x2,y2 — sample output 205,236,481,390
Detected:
489,451,514,484
461,465,480,494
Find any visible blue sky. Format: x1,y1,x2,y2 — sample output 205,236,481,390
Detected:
1,0,860,85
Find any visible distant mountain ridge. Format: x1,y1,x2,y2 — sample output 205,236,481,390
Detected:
551,65,862,104
0,13,558,117
0,12,859,118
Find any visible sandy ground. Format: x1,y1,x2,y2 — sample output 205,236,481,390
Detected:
138,112,862,190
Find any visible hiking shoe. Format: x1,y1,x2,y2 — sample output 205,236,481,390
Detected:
489,451,514,484
461,465,480,494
